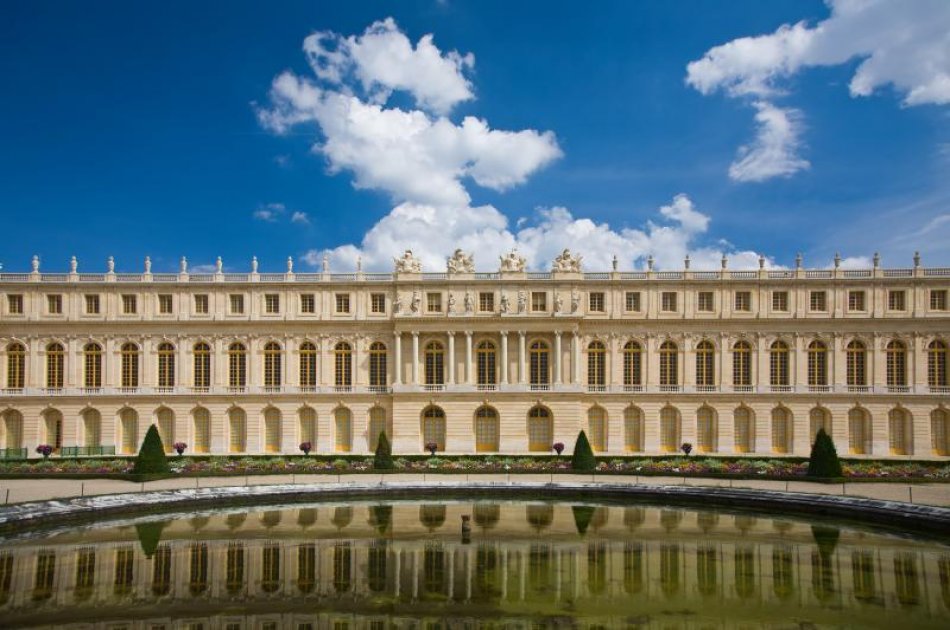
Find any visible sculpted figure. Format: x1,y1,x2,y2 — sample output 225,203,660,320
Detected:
410,291,421,313
517,290,527,313
447,248,475,274
394,249,422,273
500,293,510,313
447,293,456,314
554,293,563,314
393,293,403,314
571,290,580,314
464,291,474,313
552,248,582,273
499,249,526,272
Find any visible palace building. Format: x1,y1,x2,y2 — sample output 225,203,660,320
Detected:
0,248,948,459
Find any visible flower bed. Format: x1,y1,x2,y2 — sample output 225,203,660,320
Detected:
0,455,947,480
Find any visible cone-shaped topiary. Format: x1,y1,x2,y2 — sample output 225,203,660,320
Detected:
571,430,597,472
135,520,168,558
133,424,170,476
807,428,843,478
572,505,596,535
373,431,394,470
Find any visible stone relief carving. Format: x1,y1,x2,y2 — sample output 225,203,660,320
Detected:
499,250,526,272
552,248,583,273
394,249,422,273
446,249,474,274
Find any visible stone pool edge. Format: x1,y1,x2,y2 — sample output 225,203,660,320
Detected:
1,481,948,538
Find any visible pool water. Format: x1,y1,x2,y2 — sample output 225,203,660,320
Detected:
0,500,948,628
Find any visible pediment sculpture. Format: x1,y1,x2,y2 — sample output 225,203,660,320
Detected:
394,249,422,273
552,248,582,273
447,249,475,274
499,249,526,272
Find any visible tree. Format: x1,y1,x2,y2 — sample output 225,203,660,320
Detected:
807,428,843,478
374,431,394,470
571,430,596,472
133,424,170,476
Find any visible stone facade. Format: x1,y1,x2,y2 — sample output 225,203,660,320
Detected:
0,251,948,458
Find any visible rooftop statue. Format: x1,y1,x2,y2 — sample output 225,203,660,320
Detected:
499,249,526,273
552,248,582,273
447,249,475,274
394,249,422,273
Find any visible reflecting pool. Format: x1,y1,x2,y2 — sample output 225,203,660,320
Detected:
1,500,948,628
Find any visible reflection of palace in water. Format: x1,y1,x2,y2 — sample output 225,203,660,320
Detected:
1,503,949,628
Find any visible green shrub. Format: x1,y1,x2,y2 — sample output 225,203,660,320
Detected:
132,424,169,476
374,432,394,470
807,428,843,478
571,431,596,472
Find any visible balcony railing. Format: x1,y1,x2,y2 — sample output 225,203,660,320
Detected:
0,448,27,460
60,445,116,457
587,384,607,392
477,384,498,391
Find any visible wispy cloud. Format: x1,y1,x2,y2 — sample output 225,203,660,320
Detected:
253,202,286,222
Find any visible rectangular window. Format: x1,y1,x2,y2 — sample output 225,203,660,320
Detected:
734,291,751,312
426,292,442,312
809,290,827,312
772,291,789,312
6,295,23,314
47,294,62,315
85,294,100,314
479,292,494,312
194,294,209,314
158,294,173,314
301,293,315,314
932,289,948,311
661,292,677,312
370,293,386,313
264,293,280,314
848,290,866,312
888,290,906,311
531,291,546,312
588,292,605,312
625,291,641,312
697,291,714,312
229,294,244,314
335,293,350,314
121,294,137,314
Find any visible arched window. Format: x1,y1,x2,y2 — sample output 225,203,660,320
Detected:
695,340,715,388
190,342,210,389
588,407,607,452
264,408,281,453
624,406,643,452
157,342,175,389
335,407,352,452
368,406,387,451
771,407,792,454
83,342,103,390
928,341,948,388
770,341,790,387
263,342,282,389
848,408,871,455
697,406,716,453
82,409,101,448
6,342,25,389
732,341,751,388
931,409,949,456
120,343,140,389
43,409,63,453
846,340,867,388
809,407,831,445
228,343,247,389
2,409,23,449
886,341,907,388
424,342,444,386
660,406,680,452
365,341,386,390
475,406,499,452
422,406,446,451
120,408,138,454
659,341,678,387
46,343,64,389
587,341,606,389
193,408,210,453
157,408,174,453
529,341,549,387
623,341,642,389
299,407,317,447
476,341,496,387
334,342,352,389
228,408,246,453
527,406,552,452
807,341,827,388
734,407,753,453
888,408,912,455
299,341,317,389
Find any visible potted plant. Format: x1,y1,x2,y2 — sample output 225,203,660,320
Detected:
425,442,438,456
35,444,53,459
299,441,312,455
552,442,565,456
680,442,693,457
173,442,187,456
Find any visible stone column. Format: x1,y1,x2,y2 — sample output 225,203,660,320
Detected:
465,331,473,385
572,332,581,384
412,332,419,385
554,331,562,385
393,332,402,385
500,331,509,384
518,331,527,384
448,332,456,385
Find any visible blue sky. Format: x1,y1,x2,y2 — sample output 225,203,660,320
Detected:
1,0,947,272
